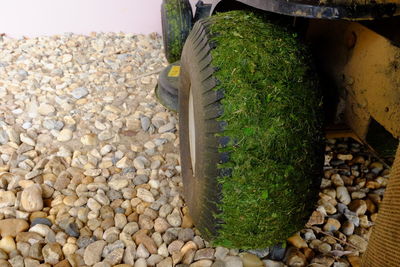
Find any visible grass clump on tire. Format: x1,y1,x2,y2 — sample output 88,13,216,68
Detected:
179,10,324,249
161,0,193,62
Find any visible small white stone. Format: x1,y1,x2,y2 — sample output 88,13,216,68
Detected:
38,103,56,116
57,129,73,142
20,133,36,146
62,54,73,63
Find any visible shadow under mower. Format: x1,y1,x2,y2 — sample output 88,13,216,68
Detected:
157,0,400,265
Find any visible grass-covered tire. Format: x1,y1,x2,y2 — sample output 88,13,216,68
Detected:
179,10,324,249
161,0,193,63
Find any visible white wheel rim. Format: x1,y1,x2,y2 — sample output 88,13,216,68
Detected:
189,87,196,174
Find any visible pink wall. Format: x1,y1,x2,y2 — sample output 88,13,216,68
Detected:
0,0,197,38
0,0,202,38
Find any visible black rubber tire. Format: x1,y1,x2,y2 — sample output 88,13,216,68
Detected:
161,0,193,63
179,12,323,248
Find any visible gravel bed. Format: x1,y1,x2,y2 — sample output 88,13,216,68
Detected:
0,32,387,267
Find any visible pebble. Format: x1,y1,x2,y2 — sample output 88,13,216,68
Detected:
42,242,63,264
57,129,73,142
21,184,43,212
336,186,351,205
71,87,89,99
84,240,107,265
137,188,155,202
0,191,16,208
240,253,263,267
0,236,16,253
287,234,308,249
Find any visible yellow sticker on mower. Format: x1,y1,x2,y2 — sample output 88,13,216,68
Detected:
168,66,180,77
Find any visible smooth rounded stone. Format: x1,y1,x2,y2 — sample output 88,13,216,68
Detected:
167,209,182,227
43,119,64,131
81,134,98,146
154,218,170,233
104,247,124,265
331,174,344,187
136,188,154,203
116,157,130,169
0,219,29,238
178,228,194,242
42,242,63,264
77,236,97,249
115,214,128,229
57,129,73,142
93,262,111,267
38,103,56,116
347,235,368,253
190,260,213,267
285,248,307,267
65,222,80,238
31,217,52,228
133,158,146,170
158,123,175,134
0,236,16,253
303,230,316,241
93,194,109,208
135,232,158,254
214,247,229,261
263,260,284,267
159,204,173,218
98,130,114,141
267,244,286,261
107,190,123,202
318,243,332,254
84,169,102,176
239,253,262,267
147,254,164,266
336,186,351,205
103,227,120,243
102,240,125,258
21,184,43,212
109,179,129,191
29,224,53,237
323,218,341,232
29,242,44,260
63,243,78,256
193,248,215,261
87,198,102,212
140,116,151,131
136,243,150,258
287,234,308,249
84,240,107,265
158,243,169,257
0,191,16,208
351,191,366,200
348,200,367,216
168,240,184,255
138,215,154,230
123,222,139,235
307,210,325,226
71,87,89,99
133,175,149,186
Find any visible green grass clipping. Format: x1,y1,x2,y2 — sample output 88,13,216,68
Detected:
207,10,324,249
